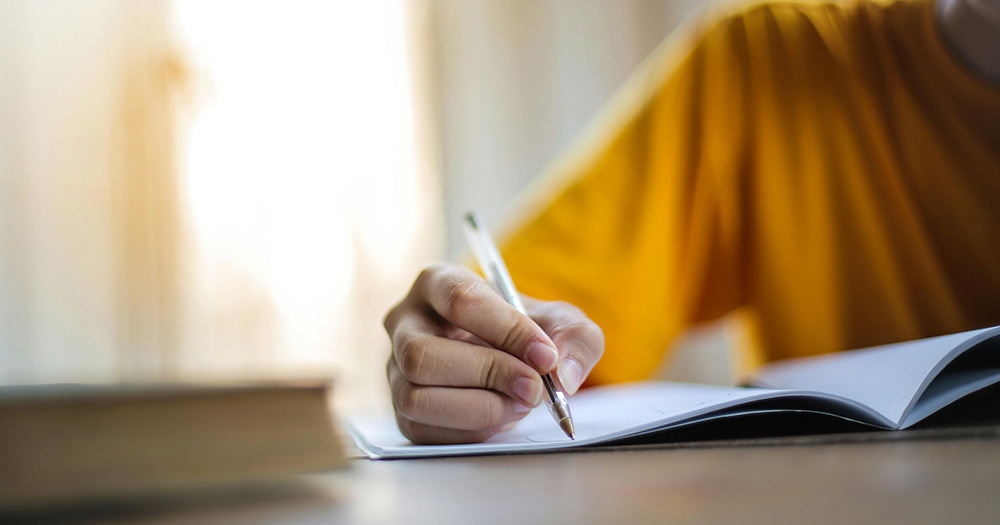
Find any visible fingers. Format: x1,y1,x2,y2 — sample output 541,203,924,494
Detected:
382,261,605,445
524,298,605,395
414,264,561,374
388,358,531,434
388,303,544,406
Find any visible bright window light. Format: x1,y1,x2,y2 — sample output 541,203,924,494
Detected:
172,0,431,393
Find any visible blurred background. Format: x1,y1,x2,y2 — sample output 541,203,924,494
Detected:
0,0,719,410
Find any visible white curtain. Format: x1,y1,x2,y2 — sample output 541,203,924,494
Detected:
170,1,441,407
0,0,439,409
0,0,182,384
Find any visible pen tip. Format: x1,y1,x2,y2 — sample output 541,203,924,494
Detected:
559,417,576,440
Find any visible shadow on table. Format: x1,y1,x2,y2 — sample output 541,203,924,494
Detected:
0,476,344,525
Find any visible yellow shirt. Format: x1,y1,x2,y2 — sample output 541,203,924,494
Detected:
499,0,1000,386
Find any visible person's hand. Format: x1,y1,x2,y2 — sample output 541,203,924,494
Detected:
383,262,604,445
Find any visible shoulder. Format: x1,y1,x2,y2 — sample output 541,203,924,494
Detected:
688,0,918,56
706,0,887,32
677,0,916,97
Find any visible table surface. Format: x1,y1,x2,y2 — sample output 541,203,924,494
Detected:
30,424,1000,525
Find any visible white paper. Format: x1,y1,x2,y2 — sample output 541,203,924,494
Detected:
345,382,879,459
347,326,1000,459
900,368,1000,428
750,325,1000,426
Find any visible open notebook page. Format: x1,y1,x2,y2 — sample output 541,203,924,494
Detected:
347,382,855,459
750,325,1000,427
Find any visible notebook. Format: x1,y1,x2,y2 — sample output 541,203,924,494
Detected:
346,325,1000,458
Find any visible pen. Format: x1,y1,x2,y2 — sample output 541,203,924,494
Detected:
461,211,576,440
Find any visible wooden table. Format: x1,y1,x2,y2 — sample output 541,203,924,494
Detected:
29,424,999,525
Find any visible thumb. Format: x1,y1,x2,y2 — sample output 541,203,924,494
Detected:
523,297,604,395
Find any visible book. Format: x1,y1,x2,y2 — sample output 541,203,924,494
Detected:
346,325,1000,459
0,380,348,508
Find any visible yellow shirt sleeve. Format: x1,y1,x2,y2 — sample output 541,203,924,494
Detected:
498,0,1000,386
498,10,754,385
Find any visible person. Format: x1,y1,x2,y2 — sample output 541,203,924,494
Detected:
383,0,1000,445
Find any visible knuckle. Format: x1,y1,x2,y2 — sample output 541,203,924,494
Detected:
568,319,603,343
575,320,605,358
553,318,604,358
498,314,530,353
413,263,444,299
479,355,505,391
416,263,443,286
382,301,403,333
555,320,588,339
395,414,426,445
394,381,423,419
480,397,503,429
386,354,403,385
417,262,453,291
444,278,480,317
397,336,434,382
588,322,606,357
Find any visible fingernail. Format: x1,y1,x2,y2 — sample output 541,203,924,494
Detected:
514,402,532,415
557,358,584,395
512,377,542,406
526,341,559,371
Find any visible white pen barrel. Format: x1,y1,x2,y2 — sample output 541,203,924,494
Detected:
461,213,528,314
461,211,576,439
